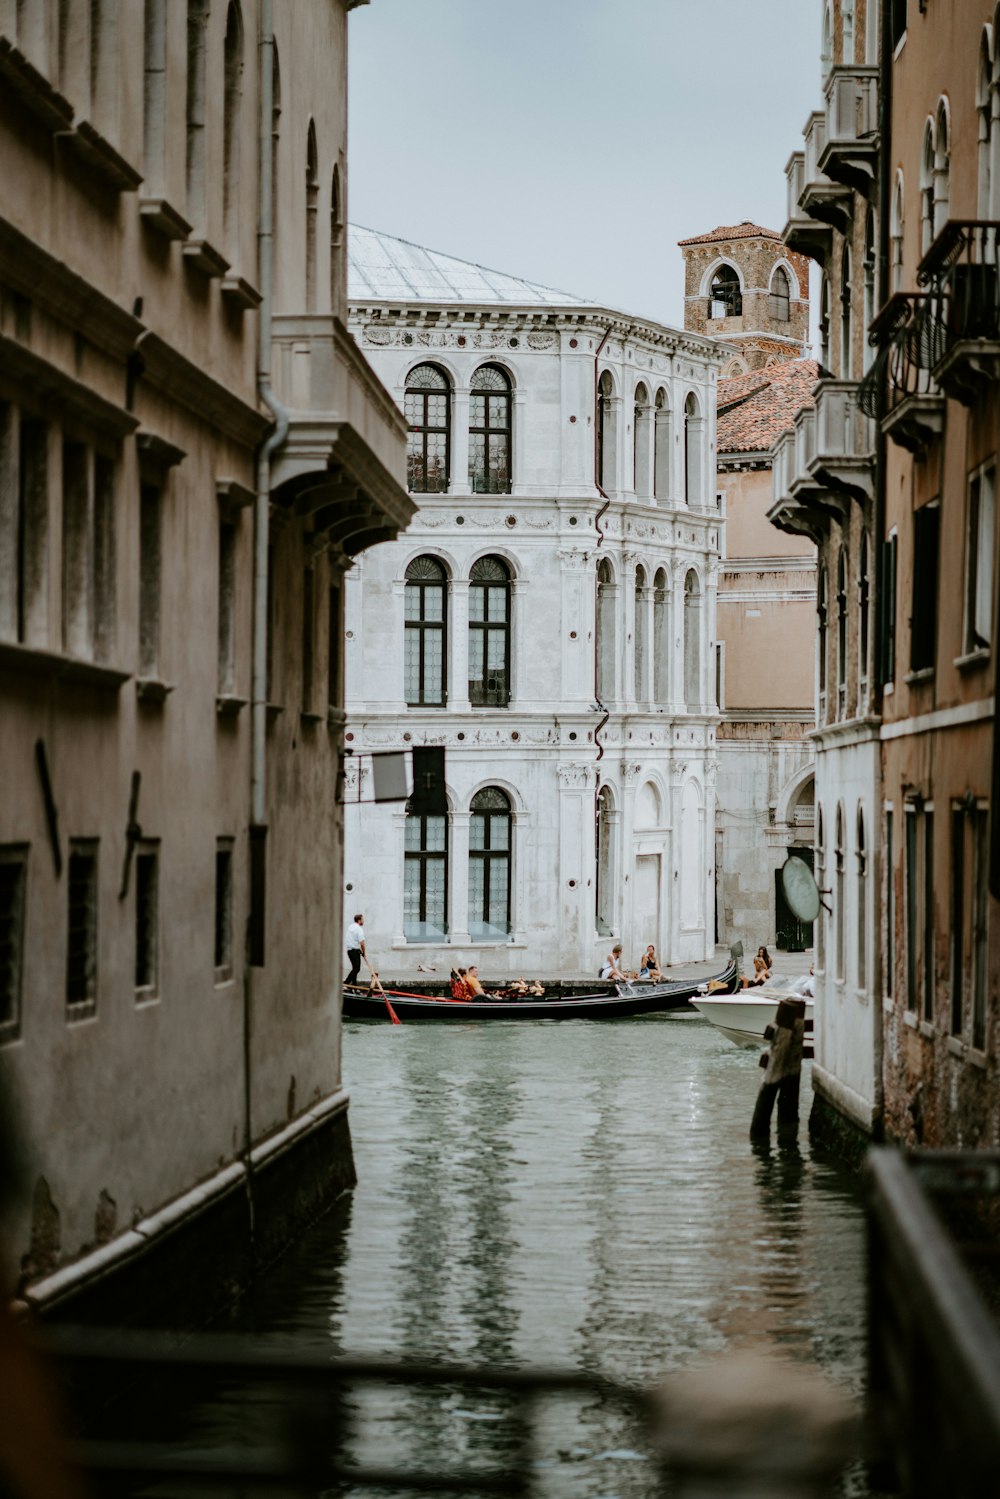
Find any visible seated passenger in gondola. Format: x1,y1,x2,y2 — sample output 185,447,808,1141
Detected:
450,968,469,998
638,944,662,981
466,965,487,997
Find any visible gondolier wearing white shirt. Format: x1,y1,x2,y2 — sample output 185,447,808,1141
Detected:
346,913,366,987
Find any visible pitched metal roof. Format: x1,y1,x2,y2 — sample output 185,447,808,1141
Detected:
348,223,594,306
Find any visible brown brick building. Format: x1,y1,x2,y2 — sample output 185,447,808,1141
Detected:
679,223,811,376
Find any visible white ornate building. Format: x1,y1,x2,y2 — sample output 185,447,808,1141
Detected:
342,227,725,978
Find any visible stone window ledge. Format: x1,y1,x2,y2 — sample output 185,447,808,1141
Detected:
216,694,247,717
0,639,128,690
136,677,174,704
0,39,73,132
139,197,192,242
183,238,230,279
59,120,143,192
955,647,990,673
904,667,935,687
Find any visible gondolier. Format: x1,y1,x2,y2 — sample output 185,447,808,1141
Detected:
345,912,366,987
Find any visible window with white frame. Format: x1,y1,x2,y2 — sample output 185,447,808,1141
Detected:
404,802,448,942
404,556,448,707
468,788,512,941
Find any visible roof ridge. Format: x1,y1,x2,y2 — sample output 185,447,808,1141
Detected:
348,222,590,305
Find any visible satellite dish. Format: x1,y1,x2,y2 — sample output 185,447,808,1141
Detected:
781,855,821,923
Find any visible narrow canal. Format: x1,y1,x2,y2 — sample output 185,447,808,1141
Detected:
208,1007,880,1497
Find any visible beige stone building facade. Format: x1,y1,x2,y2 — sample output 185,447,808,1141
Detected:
0,0,412,1317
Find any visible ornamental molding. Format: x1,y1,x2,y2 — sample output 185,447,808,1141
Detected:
669,759,688,778
557,762,596,789
621,761,643,785
359,325,558,352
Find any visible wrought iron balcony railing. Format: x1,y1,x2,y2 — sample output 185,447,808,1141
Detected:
819,65,879,194
861,293,945,453
916,219,1000,405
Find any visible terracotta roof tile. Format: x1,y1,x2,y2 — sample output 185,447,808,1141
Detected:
716,359,819,454
678,222,780,246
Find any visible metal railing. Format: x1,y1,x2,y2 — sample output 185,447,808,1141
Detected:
861,292,943,424
918,219,1000,347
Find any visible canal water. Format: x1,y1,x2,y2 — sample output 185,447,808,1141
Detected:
204,1007,880,1497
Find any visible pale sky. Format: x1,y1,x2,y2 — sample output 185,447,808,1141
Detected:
347,0,821,332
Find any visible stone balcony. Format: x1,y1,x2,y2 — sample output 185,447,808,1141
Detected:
767,378,872,543
782,109,851,265
819,65,879,194
270,315,415,555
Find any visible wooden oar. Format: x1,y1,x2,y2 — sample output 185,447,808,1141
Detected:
364,959,401,1025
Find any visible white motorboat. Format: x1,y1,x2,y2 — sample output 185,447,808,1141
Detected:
690,976,814,1047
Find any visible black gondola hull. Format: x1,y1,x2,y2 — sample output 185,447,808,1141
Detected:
342,960,740,1022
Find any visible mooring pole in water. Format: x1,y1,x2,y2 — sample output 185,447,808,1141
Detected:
750,998,806,1142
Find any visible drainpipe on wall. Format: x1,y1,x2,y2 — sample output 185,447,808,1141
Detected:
244,0,289,1236
592,325,612,773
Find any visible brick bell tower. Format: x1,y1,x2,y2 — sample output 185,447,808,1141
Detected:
678,221,810,376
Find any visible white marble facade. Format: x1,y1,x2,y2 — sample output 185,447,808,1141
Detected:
342,229,724,978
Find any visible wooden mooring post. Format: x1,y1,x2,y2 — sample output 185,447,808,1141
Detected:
750,998,806,1142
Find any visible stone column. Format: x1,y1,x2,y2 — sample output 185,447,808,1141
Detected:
557,761,596,970
560,547,596,710
451,385,471,496
653,405,671,504
449,809,472,945
449,578,471,712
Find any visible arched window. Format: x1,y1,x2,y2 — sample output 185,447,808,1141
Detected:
634,564,648,701
891,172,905,292
863,210,876,373
654,568,670,704
857,806,867,991
469,365,511,494
305,121,319,311
989,19,1000,216
597,370,616,492
708,264,742,319
404,556,447,706
469,788,512,940
859,532,870,706
634,382,651,498
683,569,700,709
404,799,448,942
822,2,833,79
684,393,701,505
595,784,615,936
330,163,343,313
769,266,791,322
405,364,451,493
185,0,209,228
920,118,935,253
596,558,615,702
818,566,828,720
819,273,831,367
653,388,670,500
836,549,848,719
835,804,846,982
222,2,243,263
843,0,855,60
816,806,826,970
469,555,510,707
840,245,852,379
978,28,993,217
934,98,951,236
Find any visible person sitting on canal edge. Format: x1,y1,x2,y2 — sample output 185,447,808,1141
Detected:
638,944,662,981
345,912,366,988
600,945,626,982
753,945,772,982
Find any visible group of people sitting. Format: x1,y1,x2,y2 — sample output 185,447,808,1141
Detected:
449,967,546,1000
599,944,663,983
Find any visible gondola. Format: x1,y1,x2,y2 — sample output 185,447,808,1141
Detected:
341,958,741,1022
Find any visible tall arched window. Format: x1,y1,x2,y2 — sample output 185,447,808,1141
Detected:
819,273,831,367
978,28,993,217
920,118,935,253
840,245,852,379
597,370,616,492
654,568,669,703
653,388,670,500
632,383,651,498
835,804,846,982
818,566,828,720
708,264,742,319
634,564,648,702
683,569,700,709
469,788,512,940
822,2,833,79
185,0,209,228
836,549,848,719
769,266,791,322
684,393,701,505
863,210,876,373
859,532,870,707
857,806,868,991
330,163,343,313
595,784,615,936
404,556,447,707
222,2,243,263
405,364,451,493
934,98,951,236
891,172,905,292
816,806,826,970
305,121,319,311
404,799,448,942
469,555,510,707
469,365,511,494
596,558,615,702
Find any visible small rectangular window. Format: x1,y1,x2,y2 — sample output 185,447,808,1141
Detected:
922,810,935,1022
66,840,98,1018
93,454,116,663
882,533,897,685
884,808,894,999
0,845,28,1044
217,519,236,695
910,505,939,673
139,482,162,678
972,807,989,1051
905,808,918,1010
1,413,49,648
214,839,234,982
265,540,276,703
135,844,159,996
62,440,92,658
965,466,995,653
950,808,965,1036
328,579,342,708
